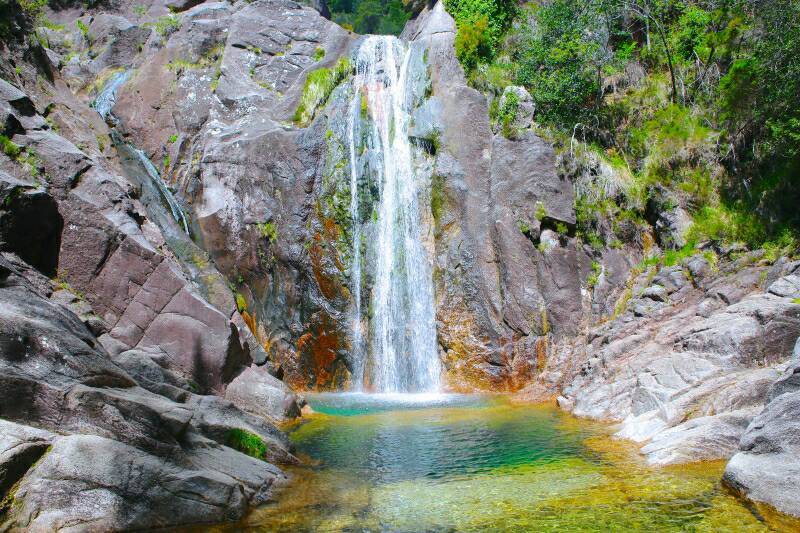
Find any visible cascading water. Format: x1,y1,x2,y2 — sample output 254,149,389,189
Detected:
92,70,189,235
91,70,131,120
347,36,440,393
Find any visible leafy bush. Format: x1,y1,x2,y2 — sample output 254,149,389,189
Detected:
444,0,516,71
257,221,277,243
329,0,410,36
497,89,519,138
0,135,22,159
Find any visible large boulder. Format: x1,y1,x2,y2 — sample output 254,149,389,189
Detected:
8,434,277,531
225,365,303,421
723,361,800,517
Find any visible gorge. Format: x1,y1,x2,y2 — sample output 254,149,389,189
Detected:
0,0,799,530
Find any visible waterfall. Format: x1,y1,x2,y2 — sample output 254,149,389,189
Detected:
92,70,190,235
130,145,190,234
92,70,132,120
347,36,440,393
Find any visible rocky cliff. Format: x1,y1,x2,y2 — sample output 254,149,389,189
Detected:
0,0,303,529
0,0,798,527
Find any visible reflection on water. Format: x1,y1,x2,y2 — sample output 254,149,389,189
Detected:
209,394,800,532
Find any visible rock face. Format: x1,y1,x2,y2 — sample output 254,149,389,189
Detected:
535,254,800,473
66,0,584,392
0,6,301,528
0,254,293,530
401,2,581,390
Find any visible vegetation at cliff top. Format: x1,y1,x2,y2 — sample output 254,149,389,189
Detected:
446,0,800,255
327,0,411,35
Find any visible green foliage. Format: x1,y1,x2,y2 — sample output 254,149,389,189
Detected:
640,242,698,269
444,0,516,71
75,19,90,40
497,89,519,138
294,57,351,125
168,134,178,144
587,261,602,288
257,221,277,243
153,15,180,37
314,46,325,61
235,292,248,313
225,428,269,460
19,0,46,20
454,14,490,71
513,0,609,125
534,201,546,221
329,0,410,36
430,174,445,225
0,135,22,159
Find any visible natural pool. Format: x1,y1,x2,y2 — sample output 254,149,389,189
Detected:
219,394,798,532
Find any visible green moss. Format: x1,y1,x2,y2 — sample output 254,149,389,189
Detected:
75,19,90,40
539,306,550,336
792,298,800,305
167,43,224,71
226,428,269,460
517,219,530,235
314,46,325,61
257,221,277,243
0,135,21,159
293,57,351,126
534,201,546,221
235,292,248,313
430,174,446,224
210,68,221,92
168,134,178,144
587,261,601,288
360,92,368,119
152,15,180,37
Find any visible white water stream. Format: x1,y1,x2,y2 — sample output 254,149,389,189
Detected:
347,36,440,393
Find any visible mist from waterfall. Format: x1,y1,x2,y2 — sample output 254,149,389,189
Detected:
347,36,440,393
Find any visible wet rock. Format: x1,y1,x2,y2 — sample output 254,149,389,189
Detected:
0,420,54,499
640,409,756,465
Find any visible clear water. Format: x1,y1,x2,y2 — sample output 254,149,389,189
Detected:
222,394,799,532
347,36,440,393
